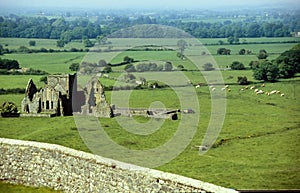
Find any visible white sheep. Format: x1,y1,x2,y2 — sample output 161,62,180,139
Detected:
250,86,255,90
270,90,277,95
256,90,264,95
195,85,201,88
281,93,285,97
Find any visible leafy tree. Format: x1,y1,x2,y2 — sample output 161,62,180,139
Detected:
227,36,239,44
97,35,107,45
203,63,215,71
252,61,279,82
40,76,48,84
123,56,134,64
227,36,234,44
164,61,173,71
124,64,136,72
83,39,94,47
177,39,187,59
69,63,80,71
217,48,231,55
275,46,300,78
0,58,19,70
0,44,3,55
98,59,107,67
28,40,36,46
237,76,249,85
177,64,185,71
102,66,112,73
218,40,224,45
257,49,268,60
249,60,259,69
56,40,65,48
230,61,245,70
239,49,246,55
18,46,31,53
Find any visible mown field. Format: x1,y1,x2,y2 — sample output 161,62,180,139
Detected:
0,37,299,190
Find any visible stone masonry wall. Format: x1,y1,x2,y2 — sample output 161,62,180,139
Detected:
0,138,238,193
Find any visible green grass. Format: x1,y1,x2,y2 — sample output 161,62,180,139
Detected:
0,37,299,189
0,38,86,50
0,75,44,89
2,52,85,74
1,76,299,189
0,181,61,193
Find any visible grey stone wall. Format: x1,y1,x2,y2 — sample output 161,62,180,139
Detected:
0,138,238,193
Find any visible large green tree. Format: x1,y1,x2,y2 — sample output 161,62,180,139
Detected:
275,45,300,78
253,61,279,82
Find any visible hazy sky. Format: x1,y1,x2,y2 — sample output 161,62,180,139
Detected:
0,0,299,9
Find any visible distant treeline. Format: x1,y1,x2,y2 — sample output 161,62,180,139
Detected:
0,14,299,41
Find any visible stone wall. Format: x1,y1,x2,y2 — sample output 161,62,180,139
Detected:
0,138,238,193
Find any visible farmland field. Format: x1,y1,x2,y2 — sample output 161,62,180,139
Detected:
0,37,299,189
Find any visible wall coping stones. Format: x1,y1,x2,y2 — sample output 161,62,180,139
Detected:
0,137,238,193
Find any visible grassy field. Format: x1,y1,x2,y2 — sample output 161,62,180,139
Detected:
0,75,45,89
0,38,86,50
2,52,85,74
0,37,299,190
0,181,61,193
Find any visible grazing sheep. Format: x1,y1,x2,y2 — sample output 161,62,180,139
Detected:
227,89,231,92
240,88,245,91
221,87,226,91
276,91,281,94
281,93,285,97
250,86,255,90
270,90,277,95
256,90,264,95
195,85,200,88
261,84,265,87
211,87,216,91
254,89,259,92
225,85,229,88
245,86,249,89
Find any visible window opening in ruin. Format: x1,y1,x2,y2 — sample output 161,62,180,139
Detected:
46,101,49,109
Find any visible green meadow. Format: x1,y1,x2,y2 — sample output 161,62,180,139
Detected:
0,37,299,190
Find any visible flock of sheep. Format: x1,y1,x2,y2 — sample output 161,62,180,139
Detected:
195,84,285,97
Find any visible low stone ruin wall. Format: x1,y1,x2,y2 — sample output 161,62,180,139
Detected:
0,138,238,193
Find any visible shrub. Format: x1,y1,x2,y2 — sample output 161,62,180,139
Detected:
230,61,245,70
217,48,231,55
203,63,215,71
28,40,36,46
237,76,249,85
0,101,19,116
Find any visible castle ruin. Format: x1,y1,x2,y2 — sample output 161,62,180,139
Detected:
21,74,112,118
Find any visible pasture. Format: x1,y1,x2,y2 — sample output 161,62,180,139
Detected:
0,37,299,189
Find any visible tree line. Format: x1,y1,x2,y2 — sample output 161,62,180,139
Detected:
0,14,299,41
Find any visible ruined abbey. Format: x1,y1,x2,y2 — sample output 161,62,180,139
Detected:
21,74,113,117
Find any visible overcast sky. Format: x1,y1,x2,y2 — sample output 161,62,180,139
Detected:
0,0,299,9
